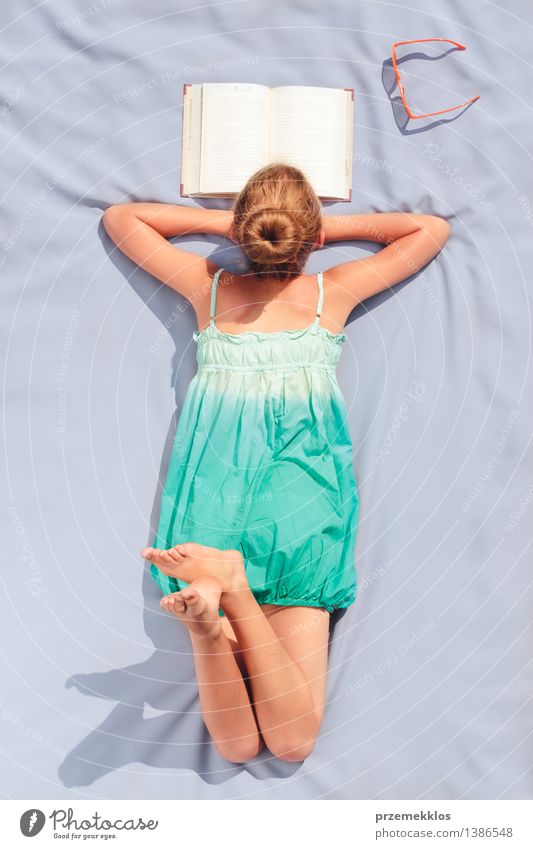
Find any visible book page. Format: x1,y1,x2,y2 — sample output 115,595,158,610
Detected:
270,86,349,198
199,83,271,193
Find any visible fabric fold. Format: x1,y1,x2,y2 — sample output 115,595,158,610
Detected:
152,320,359,615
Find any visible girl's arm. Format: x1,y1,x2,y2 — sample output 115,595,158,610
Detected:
322,212,450,308
102,202,234,301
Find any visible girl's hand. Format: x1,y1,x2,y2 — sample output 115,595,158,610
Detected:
227,221,237,243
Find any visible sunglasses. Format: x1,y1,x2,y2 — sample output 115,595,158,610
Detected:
391,38,480,120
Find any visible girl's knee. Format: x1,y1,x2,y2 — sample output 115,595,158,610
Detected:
266,733,317,763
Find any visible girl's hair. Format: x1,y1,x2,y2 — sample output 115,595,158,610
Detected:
232,163,322,282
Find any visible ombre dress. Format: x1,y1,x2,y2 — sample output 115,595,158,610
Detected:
151,268,359,615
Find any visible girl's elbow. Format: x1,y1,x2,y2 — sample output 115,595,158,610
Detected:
437,215,451,238
103,204,117,224
426,216,451,251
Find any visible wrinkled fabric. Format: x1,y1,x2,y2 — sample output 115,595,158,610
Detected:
151,322,360,613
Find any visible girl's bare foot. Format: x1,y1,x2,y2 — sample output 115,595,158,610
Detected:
160,575,223,639
142,541,248,597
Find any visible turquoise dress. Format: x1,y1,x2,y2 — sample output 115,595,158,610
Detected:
151,268,359,615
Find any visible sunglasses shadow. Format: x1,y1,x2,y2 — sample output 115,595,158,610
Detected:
382,50,478,135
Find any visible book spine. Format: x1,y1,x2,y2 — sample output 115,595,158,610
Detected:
180,83,191,197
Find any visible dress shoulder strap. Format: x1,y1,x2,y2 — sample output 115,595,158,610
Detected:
209,268,224,327
314,271,324,325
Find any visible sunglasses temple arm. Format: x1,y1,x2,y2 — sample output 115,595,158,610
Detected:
392,38,467,50
408,94,480,120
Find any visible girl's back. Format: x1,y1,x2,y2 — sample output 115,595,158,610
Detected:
194,267,346,338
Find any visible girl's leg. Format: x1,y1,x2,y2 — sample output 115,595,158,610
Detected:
144,542,328,762
160,574,262,763
221,588,329,762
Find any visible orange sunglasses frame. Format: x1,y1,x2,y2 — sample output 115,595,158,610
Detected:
391,38,480,120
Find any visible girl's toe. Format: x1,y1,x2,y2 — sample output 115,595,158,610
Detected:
161,592,174,604
176,542,195,557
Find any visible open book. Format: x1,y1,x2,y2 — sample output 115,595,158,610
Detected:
180,83,354,201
